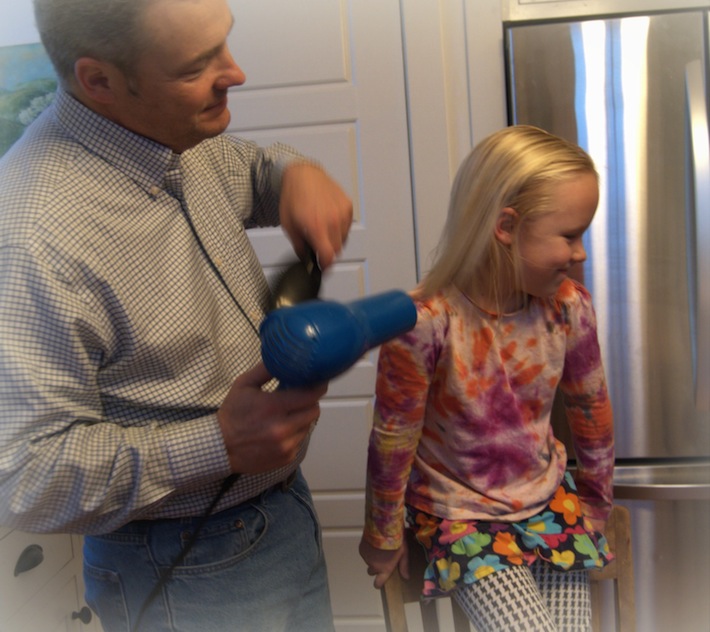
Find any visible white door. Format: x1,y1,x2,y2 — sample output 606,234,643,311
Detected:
227,1,417,628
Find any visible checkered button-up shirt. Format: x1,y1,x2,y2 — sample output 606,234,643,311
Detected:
0,89,307,534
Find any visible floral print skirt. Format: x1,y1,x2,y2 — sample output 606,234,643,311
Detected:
407,472,613,598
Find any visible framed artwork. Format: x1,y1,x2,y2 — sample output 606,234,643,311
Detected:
0,42,57,157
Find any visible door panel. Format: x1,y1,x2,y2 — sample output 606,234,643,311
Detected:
228,0,348,90
226,3,416,628
229,0,417,326
227,0,417,417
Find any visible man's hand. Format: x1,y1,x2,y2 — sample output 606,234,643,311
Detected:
217,363,326,473
279,162,353,270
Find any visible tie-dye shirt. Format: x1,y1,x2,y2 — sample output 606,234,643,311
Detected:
364,278,614,549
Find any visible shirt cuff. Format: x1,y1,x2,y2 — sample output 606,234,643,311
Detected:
162,414,232,489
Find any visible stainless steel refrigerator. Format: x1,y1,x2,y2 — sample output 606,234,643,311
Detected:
506,9,710,631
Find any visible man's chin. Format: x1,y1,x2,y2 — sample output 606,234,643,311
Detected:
184,120,230,151
201,111,231,138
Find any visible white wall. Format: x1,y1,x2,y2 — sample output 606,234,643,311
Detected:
0,4,39,46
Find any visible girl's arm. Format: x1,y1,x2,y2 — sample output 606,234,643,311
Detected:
361,302,435,552
559,281,615,522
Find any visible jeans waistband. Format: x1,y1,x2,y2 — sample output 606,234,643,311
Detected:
109,470,299,535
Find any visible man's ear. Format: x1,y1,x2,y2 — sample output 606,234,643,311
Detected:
74,57,122,105
494,207,518,246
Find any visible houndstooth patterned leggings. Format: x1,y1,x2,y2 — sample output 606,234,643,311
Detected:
453,563,591,632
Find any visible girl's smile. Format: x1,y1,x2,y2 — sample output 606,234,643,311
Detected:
517,172,599,299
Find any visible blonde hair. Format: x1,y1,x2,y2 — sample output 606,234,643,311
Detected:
418,125,597,306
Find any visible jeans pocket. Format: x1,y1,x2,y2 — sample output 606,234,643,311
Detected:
170,502,269,575
83,561,130,632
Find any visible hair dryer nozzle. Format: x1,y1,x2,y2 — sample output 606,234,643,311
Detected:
345,291,418,349
260,289,417,388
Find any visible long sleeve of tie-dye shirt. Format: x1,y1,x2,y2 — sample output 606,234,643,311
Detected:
363,278,614,550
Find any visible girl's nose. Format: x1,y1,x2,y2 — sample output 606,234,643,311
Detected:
572,238,587,263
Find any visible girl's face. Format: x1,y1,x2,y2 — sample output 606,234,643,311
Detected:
516,172,599,299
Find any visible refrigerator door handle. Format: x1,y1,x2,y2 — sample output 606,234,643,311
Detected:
685,59,710,412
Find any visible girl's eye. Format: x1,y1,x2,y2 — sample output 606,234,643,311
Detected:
563,231,583,241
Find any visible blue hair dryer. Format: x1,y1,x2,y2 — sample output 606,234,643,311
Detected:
260,290,417,388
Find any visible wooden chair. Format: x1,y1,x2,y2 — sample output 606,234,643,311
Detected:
380,505,635,632
589,504,636,632
380,528,470,632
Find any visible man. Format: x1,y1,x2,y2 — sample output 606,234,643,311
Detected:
0,0,352,630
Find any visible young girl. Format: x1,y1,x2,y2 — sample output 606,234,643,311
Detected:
359,125,614,631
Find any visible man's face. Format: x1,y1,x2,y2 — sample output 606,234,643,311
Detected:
111,0,245,153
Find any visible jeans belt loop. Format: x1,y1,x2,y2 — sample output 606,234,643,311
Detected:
280,470,298,492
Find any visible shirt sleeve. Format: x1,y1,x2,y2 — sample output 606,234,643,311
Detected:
558,281,615,521
363,300,436,549
221,137,310,229
0,248,232,534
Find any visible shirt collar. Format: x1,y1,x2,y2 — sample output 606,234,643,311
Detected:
53,88,180,197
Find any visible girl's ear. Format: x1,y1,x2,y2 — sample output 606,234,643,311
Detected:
74,57,121,105
494,207,518,246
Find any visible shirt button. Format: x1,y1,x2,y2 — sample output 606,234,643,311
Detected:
149,185,161,197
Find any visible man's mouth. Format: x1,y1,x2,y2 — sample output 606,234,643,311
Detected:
204,96,227,112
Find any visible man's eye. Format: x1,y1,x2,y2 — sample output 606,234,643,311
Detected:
181,63,207,78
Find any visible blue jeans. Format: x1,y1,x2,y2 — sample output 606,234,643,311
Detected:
83,470,334,631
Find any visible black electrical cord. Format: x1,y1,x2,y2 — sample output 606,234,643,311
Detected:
131,473,240,632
